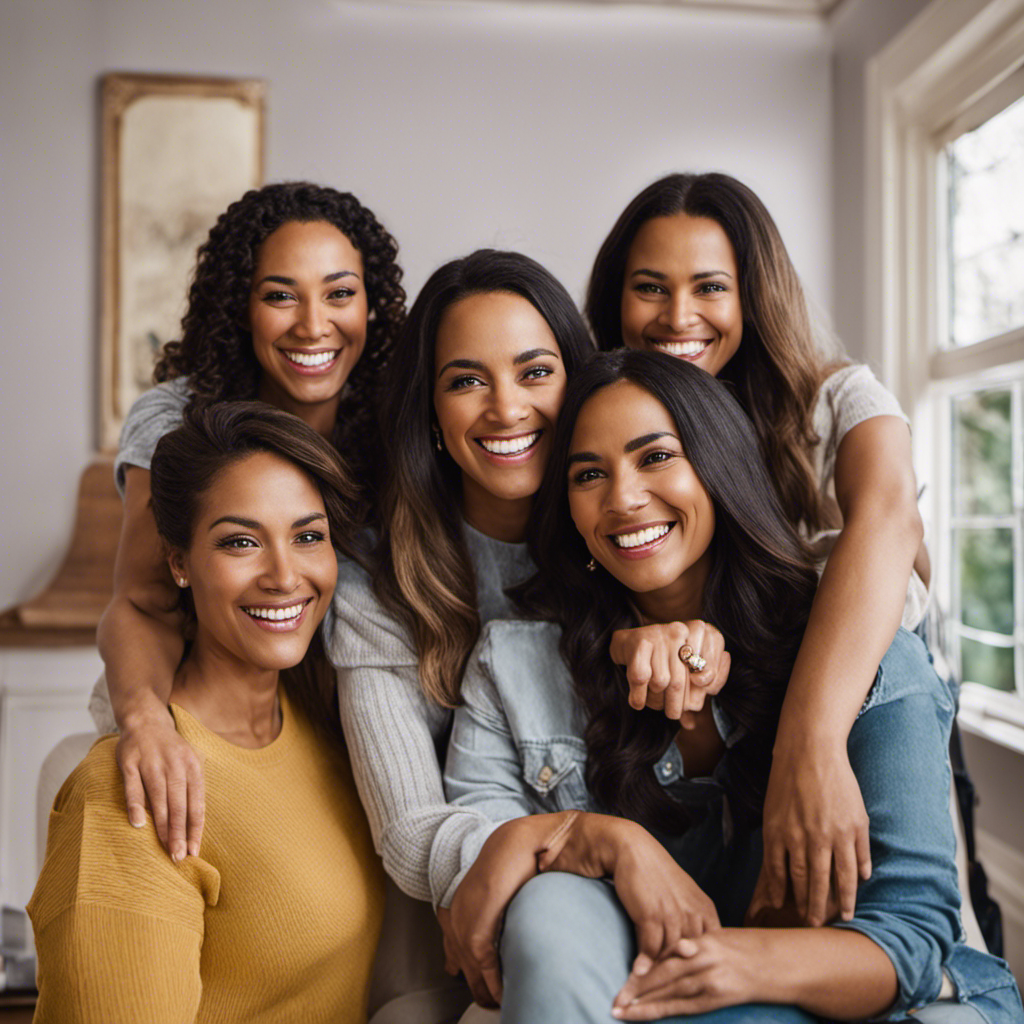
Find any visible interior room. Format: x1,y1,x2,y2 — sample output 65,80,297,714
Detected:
2,0,1022,1016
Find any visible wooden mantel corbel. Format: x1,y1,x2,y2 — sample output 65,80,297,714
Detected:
0,458,122,647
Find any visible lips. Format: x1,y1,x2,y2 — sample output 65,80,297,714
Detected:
607,521,676,559
647,338,711,359
241,597,314,631
280,348,341,375
474,430,542,463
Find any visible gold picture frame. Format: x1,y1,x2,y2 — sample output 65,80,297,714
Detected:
99,72,265,451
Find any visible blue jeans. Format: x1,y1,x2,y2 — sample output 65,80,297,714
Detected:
497,630,1023,1023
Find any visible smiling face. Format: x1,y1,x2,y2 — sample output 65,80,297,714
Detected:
168,452,338,674
248,220,367,433
433,290,567,539
620,213,742,378
567,380,715,622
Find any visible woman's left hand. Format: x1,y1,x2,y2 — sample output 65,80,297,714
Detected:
612,931,758,1020
610,620,730,720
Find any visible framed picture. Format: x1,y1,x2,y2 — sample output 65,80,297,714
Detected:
99,72,265,451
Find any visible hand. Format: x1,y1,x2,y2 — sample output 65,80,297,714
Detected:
446,814,572,1006
116,711,205,862
540,814,720,977
612,931,759,1020
610,620,730,720
759,742,870,926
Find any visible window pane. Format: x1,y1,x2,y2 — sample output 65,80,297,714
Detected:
952,388,1013,516
946,93,1024,348
957,527,1014,633
960,636,1016,692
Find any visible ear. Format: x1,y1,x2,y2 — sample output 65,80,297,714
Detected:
167,548,189,589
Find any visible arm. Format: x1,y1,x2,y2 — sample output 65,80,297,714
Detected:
96,466,203,861
761,414,924,924
613,926,897,1021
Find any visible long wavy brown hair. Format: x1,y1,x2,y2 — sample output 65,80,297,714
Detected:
586,172,842,534
375,250,595,707
154,181,406,501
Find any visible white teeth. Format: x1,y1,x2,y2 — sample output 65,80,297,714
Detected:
479,431,540,455
655,339,709,357
611,524,671,549
243,602,306,621
284,350,338,367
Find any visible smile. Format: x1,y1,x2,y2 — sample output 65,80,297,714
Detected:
476,431,541,456
650,338,710,359
281,349,340,371
241,598,313,630
610,522,674,549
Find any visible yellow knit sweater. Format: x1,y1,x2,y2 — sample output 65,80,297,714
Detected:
28,691,385,1023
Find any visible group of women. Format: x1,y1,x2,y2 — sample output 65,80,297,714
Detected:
27,174,1023,1023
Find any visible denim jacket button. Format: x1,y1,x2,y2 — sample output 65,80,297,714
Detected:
538,765,553,784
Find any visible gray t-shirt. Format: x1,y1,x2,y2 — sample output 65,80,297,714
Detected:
113,377,192,496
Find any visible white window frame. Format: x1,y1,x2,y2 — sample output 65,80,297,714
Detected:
865,0,1024,753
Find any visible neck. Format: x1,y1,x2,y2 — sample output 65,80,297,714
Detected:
632,547,712,625
257,377,340,439
169,631,283,748
460,476,531,543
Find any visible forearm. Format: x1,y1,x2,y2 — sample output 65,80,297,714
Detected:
777,509,920,751
97,597,183,730
738,926,897,1019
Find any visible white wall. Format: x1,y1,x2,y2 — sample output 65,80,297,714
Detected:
0,0,832,609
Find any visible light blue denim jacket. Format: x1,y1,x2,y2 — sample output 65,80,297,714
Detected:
443,620,1023,1022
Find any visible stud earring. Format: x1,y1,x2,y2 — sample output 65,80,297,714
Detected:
586,558,597,572
177,577,188,588
433,426,443,452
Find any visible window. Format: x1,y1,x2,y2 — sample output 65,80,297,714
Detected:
867,0,1024,751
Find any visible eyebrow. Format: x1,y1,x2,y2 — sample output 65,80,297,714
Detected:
255,270,360,287
629,268,733,282
208,512,327,531
436,348,559,378
566,431,677,467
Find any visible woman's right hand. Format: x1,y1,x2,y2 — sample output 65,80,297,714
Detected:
610,621,730,721
116,711,205,862
539,813,720,977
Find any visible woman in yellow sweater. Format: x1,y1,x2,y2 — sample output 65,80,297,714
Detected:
28,402,385,1023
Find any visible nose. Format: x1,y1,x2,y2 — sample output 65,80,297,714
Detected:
294,301,331,341
603,469,648,517
485,380,529,427
259,543,302,594
658,291,700,332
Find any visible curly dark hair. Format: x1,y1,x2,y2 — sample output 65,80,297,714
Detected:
154,181,406,487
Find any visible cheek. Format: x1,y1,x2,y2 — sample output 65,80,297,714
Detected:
619,295,646,347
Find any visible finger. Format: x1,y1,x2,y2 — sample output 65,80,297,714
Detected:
143,770,170,851
855,821,872,881
682,682,706,715
762,839,788,908
806,846,834,926
616,946,701,1009
471,942,503,1006
645,690,665,712
185,756,206,858
663,678,686,721
164,769,189,864
789,845,810,919
627,640,654,710
635,919,665,965
678,711,698,731
834,840,859,922
120,763,148,830
705,651,730,696
649,640,672,696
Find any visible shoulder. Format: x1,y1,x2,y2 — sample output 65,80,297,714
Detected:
324,551,417,669
814,364,908,441
114,378,194,494
51,736,124,815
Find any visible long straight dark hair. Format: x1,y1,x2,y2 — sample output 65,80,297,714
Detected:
520,350,819,832
586,172,841,534
375,249,594,707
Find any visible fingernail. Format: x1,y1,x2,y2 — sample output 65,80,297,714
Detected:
171,843,186,863
188,841,200,857
129,814,145,829
611,1009,624,1019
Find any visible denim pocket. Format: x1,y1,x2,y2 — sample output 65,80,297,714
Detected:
521,740,590,812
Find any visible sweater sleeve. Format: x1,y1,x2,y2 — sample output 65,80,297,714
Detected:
325,556,492,906
28,740,219,1024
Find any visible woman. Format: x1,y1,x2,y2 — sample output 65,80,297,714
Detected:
442,351,1022,1023
30,402,385,1023
587,172,931,924
93,182,406,860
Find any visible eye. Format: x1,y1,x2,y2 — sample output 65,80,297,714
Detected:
216,534,259,550
640,450,675,467
570,467,603,485
446,374,484,391
295,530,327,545
328,286,356,301
697,281,727,294
521,364,554,381
634,282,667,295
261,290,295,304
